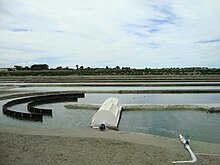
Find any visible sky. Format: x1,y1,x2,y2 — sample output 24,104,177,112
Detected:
0,0,220,68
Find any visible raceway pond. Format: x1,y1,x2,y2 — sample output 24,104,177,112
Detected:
0,92,220,144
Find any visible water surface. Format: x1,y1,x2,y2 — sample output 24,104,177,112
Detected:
79,93,220,104
9,86,220,92
1,83,220,145
0,98,220,144
120,110,220,144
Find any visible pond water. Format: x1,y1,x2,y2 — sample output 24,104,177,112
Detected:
0,100,95,129
9,86,220,92
1,81,220,143
79,93,220,104
0,100,219,144
0,94,220,144
1,82,220,86
120,110,220,144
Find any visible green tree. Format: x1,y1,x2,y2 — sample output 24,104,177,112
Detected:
14,65,23,70
30,64,49,70
56,66,63,70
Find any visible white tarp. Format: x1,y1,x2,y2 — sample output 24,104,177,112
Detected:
90,97,122,129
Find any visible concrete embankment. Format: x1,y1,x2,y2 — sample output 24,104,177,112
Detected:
65,103,220,111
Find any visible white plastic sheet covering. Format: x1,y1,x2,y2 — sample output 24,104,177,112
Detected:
90,97,122,129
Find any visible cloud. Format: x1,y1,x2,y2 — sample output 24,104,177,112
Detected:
10,28,30,32
149,18,175,25
0,0,220,68
148,28,160,33
148,42,161,49
195,39,220,44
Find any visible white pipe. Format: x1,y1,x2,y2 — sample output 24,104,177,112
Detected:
172,134,197,164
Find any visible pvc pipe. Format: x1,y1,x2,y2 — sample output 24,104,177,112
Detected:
172,134,197,164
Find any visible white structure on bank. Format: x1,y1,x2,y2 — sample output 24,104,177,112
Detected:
90,97,122,130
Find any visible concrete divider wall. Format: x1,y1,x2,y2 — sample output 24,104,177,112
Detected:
2,93,85,121
27,96,79,115
2,107,43,121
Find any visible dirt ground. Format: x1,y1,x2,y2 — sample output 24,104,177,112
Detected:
0,125,220,165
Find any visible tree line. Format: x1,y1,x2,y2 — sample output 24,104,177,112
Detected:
1,64,219,76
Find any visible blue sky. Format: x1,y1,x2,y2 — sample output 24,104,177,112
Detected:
0,0,220,68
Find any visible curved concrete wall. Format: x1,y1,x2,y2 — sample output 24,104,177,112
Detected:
2,93,84,121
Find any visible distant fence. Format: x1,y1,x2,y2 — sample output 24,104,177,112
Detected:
2,93,84,121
